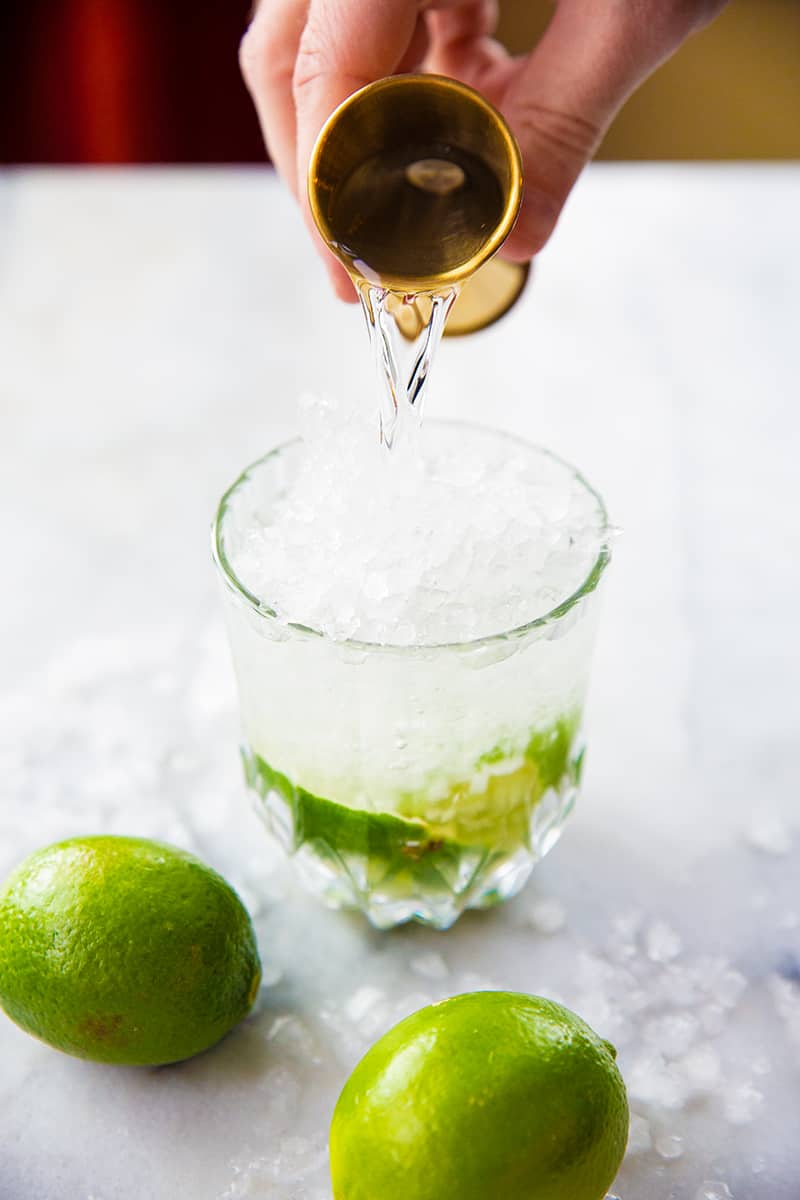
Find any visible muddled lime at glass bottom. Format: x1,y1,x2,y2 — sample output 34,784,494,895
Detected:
242,717,584,930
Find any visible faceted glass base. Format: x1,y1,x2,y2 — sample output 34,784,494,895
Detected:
241,745,581,930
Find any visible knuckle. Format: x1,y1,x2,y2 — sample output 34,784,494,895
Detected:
292,8,371,103
238,25,264,87
239,18,293,92
292,7,333,97
292,43,328,98
514,102,601,168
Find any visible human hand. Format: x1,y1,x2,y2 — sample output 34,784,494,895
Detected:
241,0,727,301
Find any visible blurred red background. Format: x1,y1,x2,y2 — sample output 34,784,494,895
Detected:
1,0,266,164
4,2,799,165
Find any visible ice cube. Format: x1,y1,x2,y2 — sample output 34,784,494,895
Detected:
268,1133,329,1183
680,1043,722,1092
694,1183,733,1200
527,897,567,935
655,1134,684,1160
626,1113,652,1155
628,1051,690,1110
344,986,386,1023
710,968,747,1010
266,1015,320,1064
724,1081,763,1126
644,1013,698,1058
745,814,792,855
699,1005,727,1037
261,1066,301,1122
409,952,449,981
645,920,683,964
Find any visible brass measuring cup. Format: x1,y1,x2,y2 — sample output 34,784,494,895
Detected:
307,74,527,335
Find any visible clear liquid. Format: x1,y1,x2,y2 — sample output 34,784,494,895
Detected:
329,143,504,449
359,283,457,449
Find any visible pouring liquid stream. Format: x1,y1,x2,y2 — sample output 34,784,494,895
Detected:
357,284,457,450
330,143,505,450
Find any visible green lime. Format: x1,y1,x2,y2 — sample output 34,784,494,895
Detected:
330,991,628,1200
245,713,579,868
0,835,262,1066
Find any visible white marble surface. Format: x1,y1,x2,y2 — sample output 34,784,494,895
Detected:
0,165,799,1200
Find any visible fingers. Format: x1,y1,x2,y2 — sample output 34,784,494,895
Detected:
424,0,504,78
396,14,431,75
498,1,721,260
242,0,727,293
291,0,426,300
241,0,357,300
240,0,310,194
292,0,422,206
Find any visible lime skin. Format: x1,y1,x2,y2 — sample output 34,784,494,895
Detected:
0,836,262,1066
330,991,628,1200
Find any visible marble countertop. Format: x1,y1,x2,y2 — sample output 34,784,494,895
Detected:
1,165,798,1200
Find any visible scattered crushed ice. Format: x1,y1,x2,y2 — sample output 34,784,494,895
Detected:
344,986,386,1023
643,1013,698,1058
744,814,792,856
409,951,449,981
266,1015,321,1065
526,897,567,935
268,1134,329,1183
708,966,747,1010
260,1066,301,1123
222,396,607,644
694,1183,733,1200
680,1044,722,1091
626,1113,652,1155
532,909,771,1179
655,1133,684,1160
627,1050,690,1111
345,990,394,1040
607,911,643,963
317,984,407,1068
259,961,286,989
723,1081,764,1126
222,1133,329,1196
699,1005,727,1037
768,973,800,1052
645,920,683,964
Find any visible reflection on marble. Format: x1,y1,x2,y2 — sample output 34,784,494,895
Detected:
0,166,798,1199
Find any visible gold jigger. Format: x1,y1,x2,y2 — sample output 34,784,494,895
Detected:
308,74,526,332
444,258,531,337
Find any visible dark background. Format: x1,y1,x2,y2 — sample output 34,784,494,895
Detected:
2,0,799,165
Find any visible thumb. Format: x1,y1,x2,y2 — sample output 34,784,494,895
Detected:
499,3,708,261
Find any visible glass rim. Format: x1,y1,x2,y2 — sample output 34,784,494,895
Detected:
212,419,611,655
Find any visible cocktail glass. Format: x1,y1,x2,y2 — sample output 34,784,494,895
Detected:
213,422,610,930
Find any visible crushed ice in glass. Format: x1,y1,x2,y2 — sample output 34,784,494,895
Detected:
225,394,606,644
